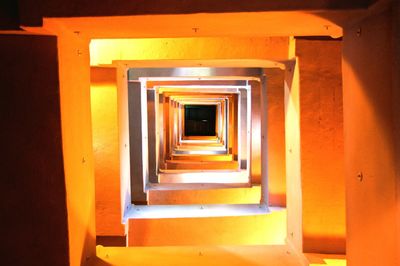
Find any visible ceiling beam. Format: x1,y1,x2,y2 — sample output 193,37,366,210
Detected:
18,0,374,27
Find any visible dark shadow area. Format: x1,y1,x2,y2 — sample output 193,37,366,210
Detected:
184,105,216,136
17,0,373,27
0,0,20,30
0,35,69,266
303,236,346,254
97,236,127,247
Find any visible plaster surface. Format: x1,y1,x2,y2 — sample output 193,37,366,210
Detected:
297,39,345,254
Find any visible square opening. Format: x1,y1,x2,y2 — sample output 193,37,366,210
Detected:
184,105,217,136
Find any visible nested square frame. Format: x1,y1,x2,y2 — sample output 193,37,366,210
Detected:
123,68,268,214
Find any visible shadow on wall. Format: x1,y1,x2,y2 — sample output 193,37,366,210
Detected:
341,9,398,266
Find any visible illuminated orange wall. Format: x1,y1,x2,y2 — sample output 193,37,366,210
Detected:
296,39,345,253
265,68,286,206
90,38,288,236
90,37,290,66
90,67,124,236
342,8,399,266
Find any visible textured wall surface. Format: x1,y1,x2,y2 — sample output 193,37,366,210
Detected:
90,37,289,66
297,39,345,253
266,68,286,206
91,67,124,236
342,8,398,266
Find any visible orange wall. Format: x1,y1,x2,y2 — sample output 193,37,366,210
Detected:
90,67,124,236
90,38,289,236
90,37,289,66
342,8,398,266
265,68,286,206
297,39,346,253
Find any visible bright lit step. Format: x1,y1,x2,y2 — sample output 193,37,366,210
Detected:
126,208,286,246
95,244,302,266
170,154,233,161
148,184,260,205
158,170,248,183
164,160,238,170
125,204,283,219
147,182,252,191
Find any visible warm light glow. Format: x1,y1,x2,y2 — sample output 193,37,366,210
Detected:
159,171,249,184
306,253,346,266
88,36,290,260
154,84,247,177
127,209,287,246
148,185,261,205
323,259,346,266
90,82,125,236
89,37,289,67
309,258,346,266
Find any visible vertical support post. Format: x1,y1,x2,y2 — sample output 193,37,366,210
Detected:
249,80,262,185
284,59,303,254
117,65,133,218
128,81,148,205
147,88,158,183
239,87,249,172
260,75,269,207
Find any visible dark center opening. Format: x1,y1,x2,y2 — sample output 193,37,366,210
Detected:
184,105,216,136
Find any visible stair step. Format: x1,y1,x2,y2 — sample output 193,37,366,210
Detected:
148,185,260,204
158,170,248,183
126,204,278,219
126,208,286,246
95,244,302,266
147,182,252,191
170,154,233,161
164,160,238,170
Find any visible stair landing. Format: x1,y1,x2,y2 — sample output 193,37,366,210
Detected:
94,245,303,266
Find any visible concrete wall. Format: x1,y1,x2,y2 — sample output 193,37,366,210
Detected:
0,35,69,266
296,39,345,253
266,68,286,206
90,37,290,66
90,67,124,236
342,7,398,266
